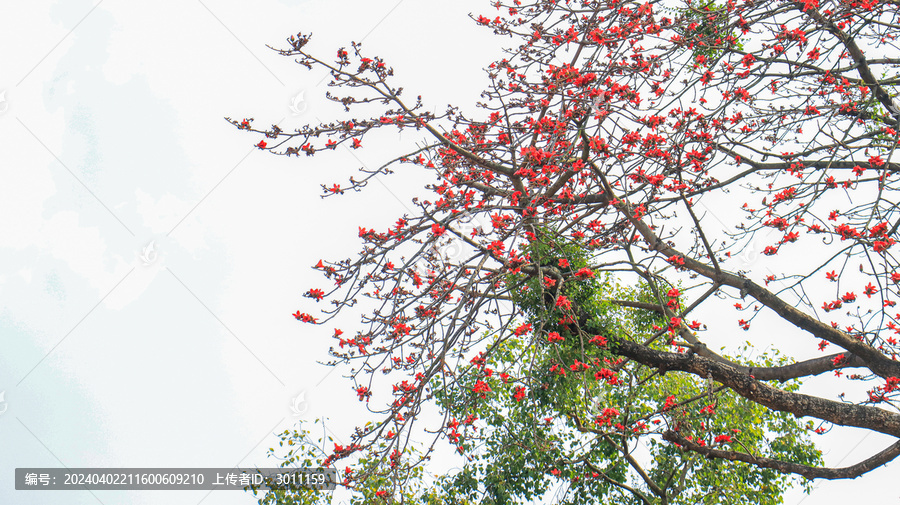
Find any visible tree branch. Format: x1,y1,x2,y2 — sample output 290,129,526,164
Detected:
663,431,900,480
612,337,900,438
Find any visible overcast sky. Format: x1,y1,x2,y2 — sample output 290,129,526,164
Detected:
0,1,895,504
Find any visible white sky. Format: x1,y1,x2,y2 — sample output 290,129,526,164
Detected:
0,0,894,504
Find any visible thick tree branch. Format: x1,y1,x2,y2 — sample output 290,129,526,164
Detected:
612,337,900,438
663,431,900,480
608,299,868,379
747,353,868,381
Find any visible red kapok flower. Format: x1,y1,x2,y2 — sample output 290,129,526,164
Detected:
293,311,317,323
513,386,527,402
575,267,595,278
472,380,492,398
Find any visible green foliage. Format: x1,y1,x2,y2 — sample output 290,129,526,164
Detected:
418,236,823,504
248,424,328,505
428,339,823,504
861,74,899,140
668,0,741,60
646,346,823,504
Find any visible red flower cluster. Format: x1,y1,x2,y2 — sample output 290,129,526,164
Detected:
594,368,620,385
589,334,608,347
293,311,317,323
662,395,677,411
594,407,620,426
513,386,527,402
472,380,492,398
513,323,532,336
574,267,595,278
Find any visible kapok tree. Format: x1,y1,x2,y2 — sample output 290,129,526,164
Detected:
235,0,900,503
